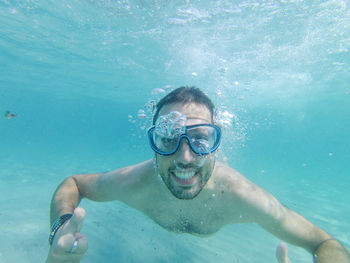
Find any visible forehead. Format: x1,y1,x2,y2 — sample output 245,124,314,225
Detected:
158,102,212,124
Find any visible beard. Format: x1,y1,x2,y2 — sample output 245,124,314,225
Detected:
155,155,213,199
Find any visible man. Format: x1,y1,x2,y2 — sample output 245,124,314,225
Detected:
46,86,349,263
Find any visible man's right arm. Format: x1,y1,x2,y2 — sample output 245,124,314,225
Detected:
51,159,154,221
50,175,88,224
47,160,154,263
47,172,106,263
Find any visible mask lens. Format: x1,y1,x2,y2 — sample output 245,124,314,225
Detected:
153,132,179,153
187,125,217,154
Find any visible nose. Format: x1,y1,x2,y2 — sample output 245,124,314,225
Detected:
175,137,196,164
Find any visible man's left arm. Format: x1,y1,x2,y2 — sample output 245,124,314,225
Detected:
312,238,350,263
254,193,350,262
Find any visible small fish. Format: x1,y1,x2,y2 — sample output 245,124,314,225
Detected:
5,110,17,119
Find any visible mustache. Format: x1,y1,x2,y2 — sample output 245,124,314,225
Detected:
172,159,206,170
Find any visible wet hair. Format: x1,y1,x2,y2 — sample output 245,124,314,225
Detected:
152,86,215,124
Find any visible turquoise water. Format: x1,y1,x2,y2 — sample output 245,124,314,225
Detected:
1,1,350,262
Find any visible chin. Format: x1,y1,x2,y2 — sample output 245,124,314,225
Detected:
163,171,210,200
172,189,202,200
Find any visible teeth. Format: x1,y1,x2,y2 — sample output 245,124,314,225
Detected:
174,170,196,179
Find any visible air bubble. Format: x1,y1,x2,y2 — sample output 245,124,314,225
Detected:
163,85,172,90
9,8,18,14
145,100,156,113
152,88,165,95
137,109,147,119
215,109,234,129
128,115,135,123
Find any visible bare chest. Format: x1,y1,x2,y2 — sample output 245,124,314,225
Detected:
139,197,228,236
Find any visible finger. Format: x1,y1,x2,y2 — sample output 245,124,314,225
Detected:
63,207,86,234
276,242,292,263
73,233,88,254
55,233,88,255
50,238,87,263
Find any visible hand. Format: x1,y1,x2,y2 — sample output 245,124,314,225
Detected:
46,207,88,263
276,242,292,263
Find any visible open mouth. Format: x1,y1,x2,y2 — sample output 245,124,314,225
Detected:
171,170,199,186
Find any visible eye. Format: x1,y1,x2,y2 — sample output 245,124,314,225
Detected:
193,134,209,140
161,137,177,147
191,138,210,151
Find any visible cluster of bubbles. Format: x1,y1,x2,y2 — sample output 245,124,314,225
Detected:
215,109,235,130
128,85,174,136
214,107,247,163
155,111,186,139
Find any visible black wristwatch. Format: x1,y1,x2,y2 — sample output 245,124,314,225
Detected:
48,213,73,245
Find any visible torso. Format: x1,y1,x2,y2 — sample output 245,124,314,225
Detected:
121,161,251,236
141,190,226,235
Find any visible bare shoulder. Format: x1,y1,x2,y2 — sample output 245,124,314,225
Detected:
102,159,155,190
212,161,256,195
75,159,155,202
104,159,154,182
212,162,282,222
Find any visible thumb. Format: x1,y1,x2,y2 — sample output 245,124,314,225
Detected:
62,207,86,235
276,242,292,263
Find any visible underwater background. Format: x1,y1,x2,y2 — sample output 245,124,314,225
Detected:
0,1,349,262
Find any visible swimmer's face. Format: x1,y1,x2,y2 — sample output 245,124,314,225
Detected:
154,102,216,199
